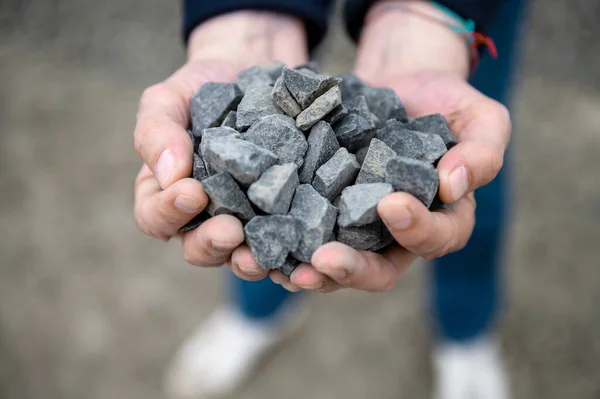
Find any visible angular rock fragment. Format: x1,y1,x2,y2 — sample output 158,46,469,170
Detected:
404,113,458,148
203,135,278,185
244,215,302,270
236,84,283,130
271,76,302,117
298,121,340,184
279,256,300,277
178,211,211,233
345,95,375,128
236,66,275,93
375,120,446,163
386,156,439,207
312,148,360,201
202,172,255,221
363,86,408,123
244,114,308,167
337,219,394,252
296,86,342,131
332,113,374,152
199,126,241,176
190,82,243,135
192,153,209,181
288,184,338,263
262,60,286,81
371,112,382,129
220,110,237,129
355,138,397,184
322,104,348,124
247,163,299,214
337,73,367,100
282,67,341,109
337,183,393,227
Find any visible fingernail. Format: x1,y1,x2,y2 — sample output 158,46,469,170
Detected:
389,204,412,230
156,149,177,187
449,165,469,201
174,195,200,213
239,264,261,276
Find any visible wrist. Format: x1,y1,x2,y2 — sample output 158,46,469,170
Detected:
356,1,470,80
187,11,309,68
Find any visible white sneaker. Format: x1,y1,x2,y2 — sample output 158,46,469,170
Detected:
163,300,308,399
433,335,510,399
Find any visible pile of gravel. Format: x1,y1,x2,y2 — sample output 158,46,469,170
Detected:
181,61,456,277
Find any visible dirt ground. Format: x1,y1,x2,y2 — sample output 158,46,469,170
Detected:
1,1,599,398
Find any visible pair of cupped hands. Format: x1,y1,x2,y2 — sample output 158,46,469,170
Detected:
133,5,511,293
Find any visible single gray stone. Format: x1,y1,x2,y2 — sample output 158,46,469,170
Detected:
192,153,209,181
371,112,382,129
202,172,256,221
332,113,374,152
247,163,299,214
322,104,348,124
355,138,398,184
298,121,340,184
354,145,369,166
282,67,341,109
312,148,360,201
244,114,308,168
278,256,300,277
337,73,367,100
386,156,439,207
337,183,393,227
190,82,243,136
333,196,342,207
337,219,394,252
363,86,408,123
220,111,237,129
375,120,446,163
262,60,286,81
203,135,278,186
244,215,302,270
271,76,302,117
296,86,342,131
236,84,283,130
236,66,275,93
199,127,241,176
187,129,201,152
404,113,458,148
288,184,338,263
178,211,211,233
345,95,375,128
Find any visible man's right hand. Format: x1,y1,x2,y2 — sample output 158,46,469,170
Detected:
133,11,308,280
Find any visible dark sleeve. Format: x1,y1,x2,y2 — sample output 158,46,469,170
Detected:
344,0,507,42
183,0,335,51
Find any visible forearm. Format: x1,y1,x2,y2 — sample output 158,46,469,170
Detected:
356,1,470,79
187,11,308,68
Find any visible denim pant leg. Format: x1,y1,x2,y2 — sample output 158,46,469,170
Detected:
430,0,527,341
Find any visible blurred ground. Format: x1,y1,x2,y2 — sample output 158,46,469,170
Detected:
1,1,599,399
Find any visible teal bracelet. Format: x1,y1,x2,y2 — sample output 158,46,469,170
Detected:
430,1,476,37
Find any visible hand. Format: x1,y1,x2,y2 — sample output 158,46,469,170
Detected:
266,1,511,293
133,11,308,279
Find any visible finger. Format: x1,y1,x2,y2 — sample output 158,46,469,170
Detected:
228,245,269,281
181,214,245,267
133,62,236,189
311,242,414,292
377,191,476,260
288,264,343,293
437,99,511,203
134,165,208,240
269,270,302,292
